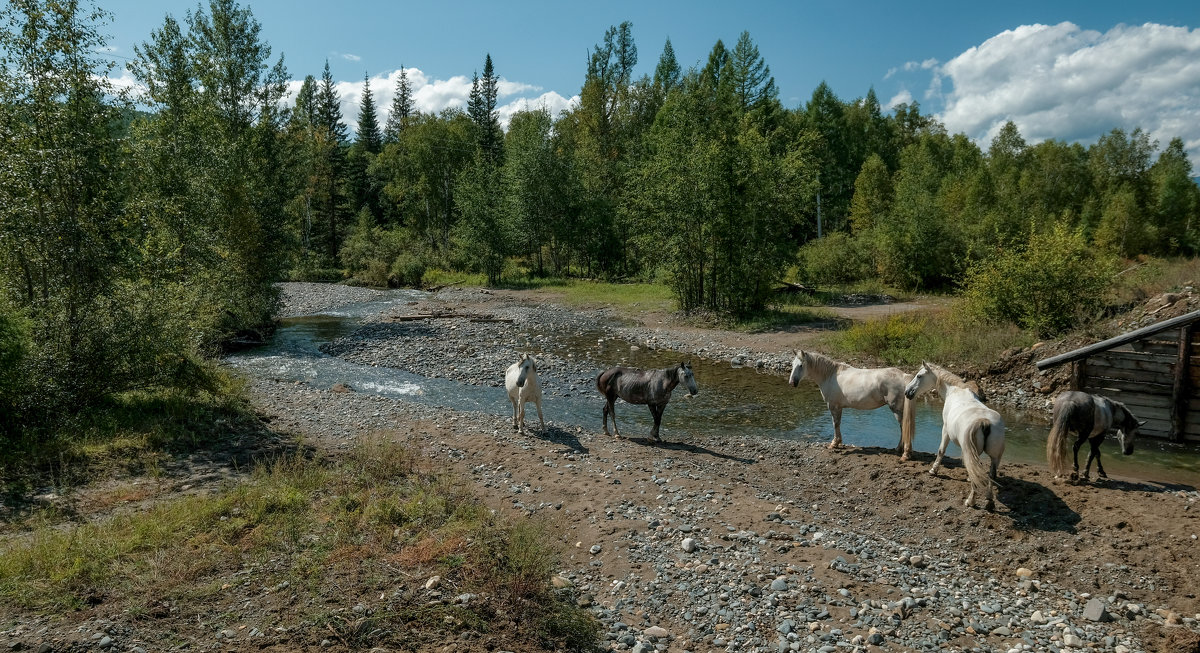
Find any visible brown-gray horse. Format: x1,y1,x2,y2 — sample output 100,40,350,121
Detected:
596,362,699,441
1046,390,1144,482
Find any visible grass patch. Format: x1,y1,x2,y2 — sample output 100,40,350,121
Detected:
0,369,262,503
0,435,600,650
821,308,1035,367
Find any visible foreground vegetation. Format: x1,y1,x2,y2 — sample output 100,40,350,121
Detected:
0,435,600,650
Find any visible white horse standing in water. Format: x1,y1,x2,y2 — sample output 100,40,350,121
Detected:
505,353,544,432
905,361,1005,511
788,350,916,459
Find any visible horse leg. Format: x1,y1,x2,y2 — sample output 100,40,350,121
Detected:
930,429,949,476
602,399,611,435
828,406,844,449
535,397,545,432
648,404,664,441
1072,437,1087,481
510,398,519,430
517,398,526,433
608,398,621,437
1084,438,1104,481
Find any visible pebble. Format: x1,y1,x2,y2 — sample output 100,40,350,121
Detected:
681,537,697,553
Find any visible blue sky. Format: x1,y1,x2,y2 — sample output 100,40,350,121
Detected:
99,1,1200,160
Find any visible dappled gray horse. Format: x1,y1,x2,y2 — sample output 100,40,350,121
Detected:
596,362,699,441
1046,390,1144,482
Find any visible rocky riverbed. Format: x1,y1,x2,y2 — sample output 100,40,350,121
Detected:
298,283,1200,652
5,282,1199,653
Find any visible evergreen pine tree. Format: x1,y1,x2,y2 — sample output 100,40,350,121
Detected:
467,54,502,160
317,60,348,143
384,66,414,142
356,72,382,153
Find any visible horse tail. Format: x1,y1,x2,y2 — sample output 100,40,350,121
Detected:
963,418,996,499
596,368,619,396
1046,401,1072,478
900,393,916,458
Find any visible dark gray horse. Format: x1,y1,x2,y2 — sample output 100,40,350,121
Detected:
596,362,699,441
1046,390,1145,482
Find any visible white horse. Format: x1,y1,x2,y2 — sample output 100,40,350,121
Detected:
788,350,916,459
505,353,544,432
904,361,1004,511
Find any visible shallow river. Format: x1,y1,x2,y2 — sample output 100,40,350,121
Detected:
228,291,1200,486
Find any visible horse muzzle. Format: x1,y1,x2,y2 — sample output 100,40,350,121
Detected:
904,388,916,400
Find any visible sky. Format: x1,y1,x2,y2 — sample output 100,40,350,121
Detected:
96,0,1200,162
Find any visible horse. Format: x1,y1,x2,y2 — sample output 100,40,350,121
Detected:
595,362,699,441
905,361,1005,511
504,353,544,433
1046,390,1144,482
788,350,916,459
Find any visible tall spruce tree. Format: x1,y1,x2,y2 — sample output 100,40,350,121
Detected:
356,73,382,154
384,66,414,142
467,54,502,161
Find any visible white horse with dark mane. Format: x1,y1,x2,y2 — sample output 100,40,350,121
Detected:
1046,390,1144,482
788,350,916,459
905,361,1004,511
505,353,544,433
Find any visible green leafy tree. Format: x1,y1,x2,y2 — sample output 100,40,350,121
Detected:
963,222,1117,336
1147,137,1200,253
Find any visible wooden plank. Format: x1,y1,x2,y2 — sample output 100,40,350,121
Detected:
1081,378,1172,395
1086,354,1173,374
1172,324,1196,441
1037,309,1200,370
1111,342,1179,357
1110,404,1172,421
1086,365,1173,384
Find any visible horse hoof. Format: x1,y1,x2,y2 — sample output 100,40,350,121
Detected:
985,502,995,512
900,453,910,462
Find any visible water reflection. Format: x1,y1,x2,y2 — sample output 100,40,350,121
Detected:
229,291,1200,486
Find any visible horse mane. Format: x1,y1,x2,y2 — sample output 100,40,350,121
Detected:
927,362,971,390
803,351,842,379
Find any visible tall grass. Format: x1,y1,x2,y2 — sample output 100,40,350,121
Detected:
0,435,600,650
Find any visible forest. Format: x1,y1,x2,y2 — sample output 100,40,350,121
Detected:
2,0,1199,436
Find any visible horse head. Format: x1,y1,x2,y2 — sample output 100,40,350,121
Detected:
789,350,805,387
679,361,699,397
515,353,534,388
1113,402,1145,455
904,361,937,400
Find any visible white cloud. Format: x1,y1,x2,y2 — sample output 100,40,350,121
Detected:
884,89,913,111
284,67,578,136
334,52,361,62
935,22,1200,161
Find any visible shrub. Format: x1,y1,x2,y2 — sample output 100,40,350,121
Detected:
962,222,1117,337
796,232,873,286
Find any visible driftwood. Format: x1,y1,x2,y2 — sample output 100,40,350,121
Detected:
388,311,512,324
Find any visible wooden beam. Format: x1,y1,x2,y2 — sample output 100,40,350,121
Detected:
1170,323,1195,442
1036,309,1200,370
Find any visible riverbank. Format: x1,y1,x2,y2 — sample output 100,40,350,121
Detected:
3,282,1198,653
284,283,1200,651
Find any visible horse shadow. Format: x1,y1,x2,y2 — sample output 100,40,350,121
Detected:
526,425,589,455
621,437,757,464
996,475,1081,533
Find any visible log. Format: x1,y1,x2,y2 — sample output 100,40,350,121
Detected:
1036,309,1200,370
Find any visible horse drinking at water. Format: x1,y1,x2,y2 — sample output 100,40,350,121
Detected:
788,350,916,459
1046,390,1144,482
905,361,1005,510
505,353,544,433
596,362,699,441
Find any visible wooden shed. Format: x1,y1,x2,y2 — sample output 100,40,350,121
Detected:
1036,309,1200,442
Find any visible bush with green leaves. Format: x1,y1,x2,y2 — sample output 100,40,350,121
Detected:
962,222,1117,337
796,232,873,286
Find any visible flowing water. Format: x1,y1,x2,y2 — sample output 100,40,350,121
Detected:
228,291,1200,486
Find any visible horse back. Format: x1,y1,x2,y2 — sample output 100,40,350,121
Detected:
596,367,624,397
1053,390,1099,436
